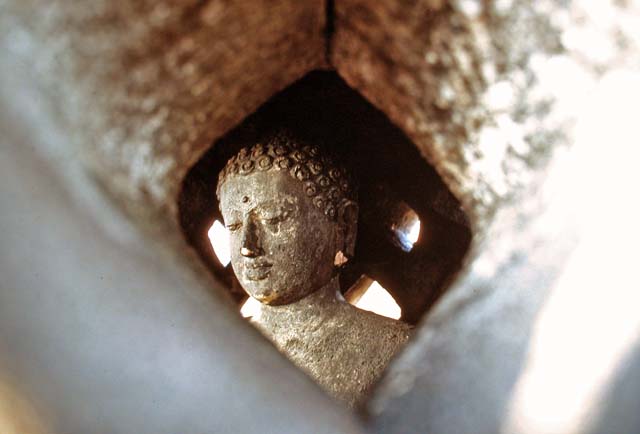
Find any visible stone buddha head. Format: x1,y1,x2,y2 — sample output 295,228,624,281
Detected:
217,131,358,306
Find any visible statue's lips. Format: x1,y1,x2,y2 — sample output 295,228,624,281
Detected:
244,262,272,281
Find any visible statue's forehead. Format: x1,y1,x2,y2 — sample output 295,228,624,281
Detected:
219,171,303,207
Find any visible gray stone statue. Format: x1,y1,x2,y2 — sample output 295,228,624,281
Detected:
217,131,410,407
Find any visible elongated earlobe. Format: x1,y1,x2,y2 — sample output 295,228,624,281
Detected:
338,199,358,258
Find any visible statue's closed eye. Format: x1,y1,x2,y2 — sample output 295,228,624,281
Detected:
261,209,291,226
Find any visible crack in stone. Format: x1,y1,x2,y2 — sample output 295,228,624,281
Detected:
324,0,336,65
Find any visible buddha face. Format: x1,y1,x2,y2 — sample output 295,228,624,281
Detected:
219,170,340,305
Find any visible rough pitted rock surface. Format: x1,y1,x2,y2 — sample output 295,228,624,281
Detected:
333,0,629,230
253,283,411,408
3,1,640,433
0,0,326,227
331,2,640,433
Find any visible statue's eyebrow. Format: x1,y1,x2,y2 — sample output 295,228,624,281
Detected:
254,196,298,211
250,201,280,214
223,194,299,218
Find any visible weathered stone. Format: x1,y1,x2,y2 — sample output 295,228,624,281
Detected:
179,72,471,325
254,282,410,408
2,1,640,433
332,2,640,433
333,0,565,229
217,132,411,406
0,95,365,434
0,0,327,227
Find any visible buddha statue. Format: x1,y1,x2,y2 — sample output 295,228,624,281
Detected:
216,130,411,407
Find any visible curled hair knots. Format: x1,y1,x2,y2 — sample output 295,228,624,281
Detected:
217,132,356,221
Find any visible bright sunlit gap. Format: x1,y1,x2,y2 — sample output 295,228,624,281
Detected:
408,218,421,245
352,280,402,320
393,207,421,252
240,296,262,319
208,220,231,266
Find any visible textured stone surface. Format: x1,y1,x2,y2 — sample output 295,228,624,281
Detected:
253,282,410,408
0,0,326,226
180,72,471,324
1,0,640,433
216,132,411,407
331,1,640,433
334,0,566,228
0,83,364,434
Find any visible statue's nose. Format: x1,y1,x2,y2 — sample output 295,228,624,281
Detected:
240,218,262,257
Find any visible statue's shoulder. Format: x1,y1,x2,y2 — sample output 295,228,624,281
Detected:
335,302,412,355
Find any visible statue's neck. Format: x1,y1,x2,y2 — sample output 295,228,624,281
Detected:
294,276,341,305
255,276,342,325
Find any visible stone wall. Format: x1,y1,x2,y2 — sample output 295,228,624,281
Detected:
1,1,639,433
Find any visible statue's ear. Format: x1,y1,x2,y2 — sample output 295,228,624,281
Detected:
338,199,358,258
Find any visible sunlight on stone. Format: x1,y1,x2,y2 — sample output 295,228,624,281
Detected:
407,218,421,245
394,208,421,252
505,67,640,434
208,220,230,266
240,297,262,319
354,281,401,320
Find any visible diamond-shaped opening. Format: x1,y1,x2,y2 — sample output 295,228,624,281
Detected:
178,70,472,401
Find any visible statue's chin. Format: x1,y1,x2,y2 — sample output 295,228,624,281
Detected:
251,288,287,306
250,289,273,303
252,287,311,306
255,293,293,306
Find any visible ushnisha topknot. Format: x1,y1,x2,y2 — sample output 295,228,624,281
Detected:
217,130,356,221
